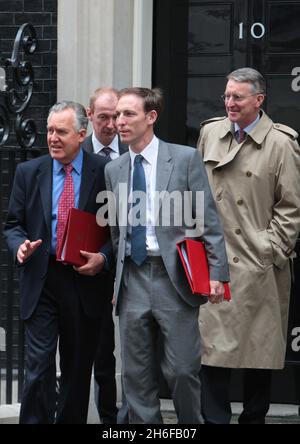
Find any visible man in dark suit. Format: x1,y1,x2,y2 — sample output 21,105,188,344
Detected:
105,87,230,423
82,87,128,424
4,101,111,424
83,87,128,158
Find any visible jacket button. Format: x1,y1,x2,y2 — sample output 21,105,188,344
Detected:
257,146,262,150
235,229,241,235
246,171,252,177
233,257,239,263
237,199,243,205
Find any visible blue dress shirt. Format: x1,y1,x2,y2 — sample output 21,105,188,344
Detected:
51,150,83,254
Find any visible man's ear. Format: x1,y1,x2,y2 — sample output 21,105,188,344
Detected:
79,128,87,143
147,110,158,125
257,94,265,108
86,107,93,121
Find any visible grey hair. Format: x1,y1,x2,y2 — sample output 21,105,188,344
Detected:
227,68,266,95
47,100,89,132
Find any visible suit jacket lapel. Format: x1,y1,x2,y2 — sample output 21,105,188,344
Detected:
81,134,93,153
156,140,173,196
116,153,131,226
79,151,97,209
118,136,128,155
36,156,53,234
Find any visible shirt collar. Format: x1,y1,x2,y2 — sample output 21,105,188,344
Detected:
129,135,159,166
53,148,83,175
234,113,260,135
92,132,119,154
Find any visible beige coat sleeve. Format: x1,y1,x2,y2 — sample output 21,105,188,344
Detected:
268,134,300,268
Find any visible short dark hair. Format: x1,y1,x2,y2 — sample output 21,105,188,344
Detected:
118,87,164,118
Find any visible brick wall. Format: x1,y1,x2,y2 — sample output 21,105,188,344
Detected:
0,0,58,150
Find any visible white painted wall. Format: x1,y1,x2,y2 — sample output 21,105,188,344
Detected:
57,0,153,107
57,0,154,402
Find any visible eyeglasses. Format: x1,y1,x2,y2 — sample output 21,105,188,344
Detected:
221,93,262,102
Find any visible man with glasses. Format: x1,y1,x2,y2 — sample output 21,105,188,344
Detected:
197,67,300,424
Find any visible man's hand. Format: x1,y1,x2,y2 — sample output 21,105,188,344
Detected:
209,280,226,304
17,239,43,264
74,251,105,276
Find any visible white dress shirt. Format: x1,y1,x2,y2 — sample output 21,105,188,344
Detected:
92,133,120,160
126,136,160,256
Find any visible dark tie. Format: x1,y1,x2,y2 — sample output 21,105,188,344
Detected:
56,164,74,259
102,146,112,159
131,154,147,266
238,128,246,143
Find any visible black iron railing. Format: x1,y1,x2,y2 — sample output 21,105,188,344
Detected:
0,23,38,405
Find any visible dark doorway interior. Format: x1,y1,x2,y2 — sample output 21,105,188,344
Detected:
153,0,300,405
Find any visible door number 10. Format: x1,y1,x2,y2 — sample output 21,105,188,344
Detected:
239,22,265,39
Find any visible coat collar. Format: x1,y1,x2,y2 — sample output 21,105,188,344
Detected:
210,110,273,168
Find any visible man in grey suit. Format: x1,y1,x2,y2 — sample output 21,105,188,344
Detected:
104,87,230,424
82,87,128,424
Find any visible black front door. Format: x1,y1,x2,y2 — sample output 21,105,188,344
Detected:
154,0,300,145
153,0,300,402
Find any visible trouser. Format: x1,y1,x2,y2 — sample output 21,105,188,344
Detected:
20,257,99,424
201,365,272,424
94,301,118,424
118,257,202,424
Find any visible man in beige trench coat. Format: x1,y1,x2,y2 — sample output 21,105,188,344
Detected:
197,67,300,424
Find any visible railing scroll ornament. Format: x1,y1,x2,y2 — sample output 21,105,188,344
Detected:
0,23,37,149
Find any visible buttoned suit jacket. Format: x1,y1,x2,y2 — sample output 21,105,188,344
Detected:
105,139,230,315
4,151,112,320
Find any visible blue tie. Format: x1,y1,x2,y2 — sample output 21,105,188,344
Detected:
131,154,147,266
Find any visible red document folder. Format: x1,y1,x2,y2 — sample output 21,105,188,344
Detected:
177,238,231,300
57,208,110,266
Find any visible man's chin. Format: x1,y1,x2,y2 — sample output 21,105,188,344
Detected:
119,134,130,143
228,112,239,122
50,151,65,162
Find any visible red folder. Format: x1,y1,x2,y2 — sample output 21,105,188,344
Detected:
177,238,231,300
57,208,110,266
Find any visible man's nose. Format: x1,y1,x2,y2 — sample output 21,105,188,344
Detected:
107,117,116,128
227,95,238,106
117,115,125,125
49,131,59,141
